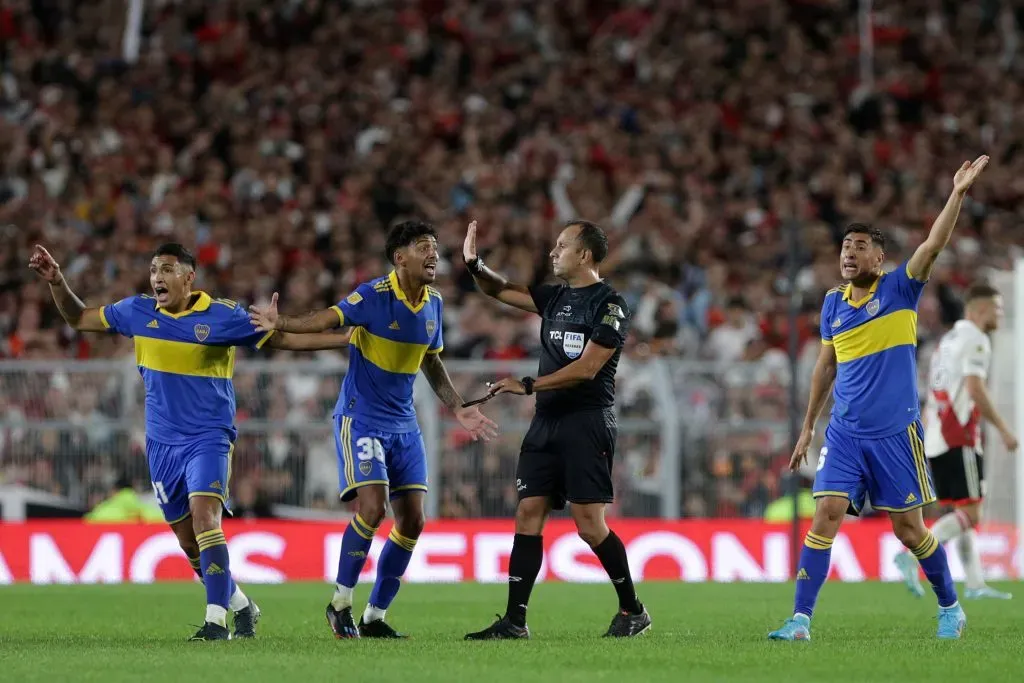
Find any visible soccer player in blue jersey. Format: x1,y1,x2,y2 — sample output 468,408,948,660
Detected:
768,156,989,642
249,220,498,639
30,242,350,641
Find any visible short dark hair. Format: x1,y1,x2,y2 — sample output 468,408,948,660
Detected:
964,282,1000,304
568,220,609,264
842,223,886,249
153,243,196,269
384,220,438,265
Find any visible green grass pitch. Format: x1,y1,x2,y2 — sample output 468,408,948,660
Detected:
1,582,1022,682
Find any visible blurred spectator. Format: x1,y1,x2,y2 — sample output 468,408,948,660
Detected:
1,0,1021,518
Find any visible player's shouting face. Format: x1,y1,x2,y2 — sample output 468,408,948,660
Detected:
839,226,884,287
392,234,439,284
150,254,195,310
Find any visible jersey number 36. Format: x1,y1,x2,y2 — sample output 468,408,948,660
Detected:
356,437,386,464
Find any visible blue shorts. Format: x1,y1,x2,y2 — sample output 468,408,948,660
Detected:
813,420,936,514
334,415,428,502
146,435,234,524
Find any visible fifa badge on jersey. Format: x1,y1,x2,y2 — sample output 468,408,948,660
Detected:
347,291,363,305
194,324,211,342
866,299,880,317
425,319,436,337
563,331,585,359
359,461,373,476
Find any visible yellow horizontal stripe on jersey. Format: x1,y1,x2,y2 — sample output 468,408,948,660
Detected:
135,336,235,379
832,308,917,364
350,328,427,375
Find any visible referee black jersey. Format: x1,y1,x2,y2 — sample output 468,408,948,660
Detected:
528,281,630,416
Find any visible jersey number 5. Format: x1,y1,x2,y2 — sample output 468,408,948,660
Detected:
356,437,385,464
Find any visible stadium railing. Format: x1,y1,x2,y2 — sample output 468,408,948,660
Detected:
0,357,801,521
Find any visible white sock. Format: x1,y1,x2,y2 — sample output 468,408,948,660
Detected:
930,512,967,544
331,584,353,611
959,528,986,590
363,604,386,623
206,604,228,627
229,585,249,612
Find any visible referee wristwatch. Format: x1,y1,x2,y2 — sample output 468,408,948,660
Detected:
521,377,534,395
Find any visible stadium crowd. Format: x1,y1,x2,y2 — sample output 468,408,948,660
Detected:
1,0,1023,519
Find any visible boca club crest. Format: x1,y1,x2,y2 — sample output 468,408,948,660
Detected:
194,324,211,342
866,299,880,317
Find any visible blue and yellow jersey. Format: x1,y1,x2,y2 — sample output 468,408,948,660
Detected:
331,271,443,433
100,292,273,445
820,261,927,438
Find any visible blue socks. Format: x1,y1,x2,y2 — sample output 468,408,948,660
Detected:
793,531,833,619
196,528,232,625
912,532,958,608
336,514,378,588
368,528,417,610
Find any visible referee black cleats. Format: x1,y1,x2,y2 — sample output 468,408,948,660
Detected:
233,599,261,638
464,614,530,641
325,604,360,639
358,617,408,639
603,604,651,638
189,621,231,641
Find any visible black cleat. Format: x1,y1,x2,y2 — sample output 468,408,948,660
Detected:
358,617,408,639
189,622,231,641
233,599,261,639
603,604,652,638
464,614,530,641
326,604,360,639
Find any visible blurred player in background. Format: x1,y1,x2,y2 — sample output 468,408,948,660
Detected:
770,156,989,642
249,220,497,639
30,242,350,641
461,219,650,640
894,283,1017,600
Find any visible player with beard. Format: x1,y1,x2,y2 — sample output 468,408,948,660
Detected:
249,220,497,639
769,156,989,642
461,219,651,640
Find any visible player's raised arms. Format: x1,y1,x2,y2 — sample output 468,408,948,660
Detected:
462,220,539,314
905,155,988,282
28,245,108,331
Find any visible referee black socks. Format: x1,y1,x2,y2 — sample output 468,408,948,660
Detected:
506,533,544,627
593,530,643,614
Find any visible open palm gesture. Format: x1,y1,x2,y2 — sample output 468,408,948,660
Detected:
248,292,280,332
952,155,989,195
463,220,478,263
454,405,498,442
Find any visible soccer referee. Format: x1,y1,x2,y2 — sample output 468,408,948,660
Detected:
462,219,650,640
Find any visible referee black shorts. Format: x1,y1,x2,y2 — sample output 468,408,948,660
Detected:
929,446,985,505
515,407,616,510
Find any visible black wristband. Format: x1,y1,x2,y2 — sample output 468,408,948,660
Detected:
521,376,534,395
466,257,484,275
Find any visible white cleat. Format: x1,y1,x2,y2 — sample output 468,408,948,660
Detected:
964,586,1013,600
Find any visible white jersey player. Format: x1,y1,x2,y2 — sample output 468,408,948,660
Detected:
895,283,1018,600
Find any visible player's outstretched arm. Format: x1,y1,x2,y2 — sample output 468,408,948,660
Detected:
249,292,341,334
267,329,352,351
789,342,838,471
463,220,539,314
907,155,989,282
28,245,107,332
420,353,498,442
489,341,616,396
